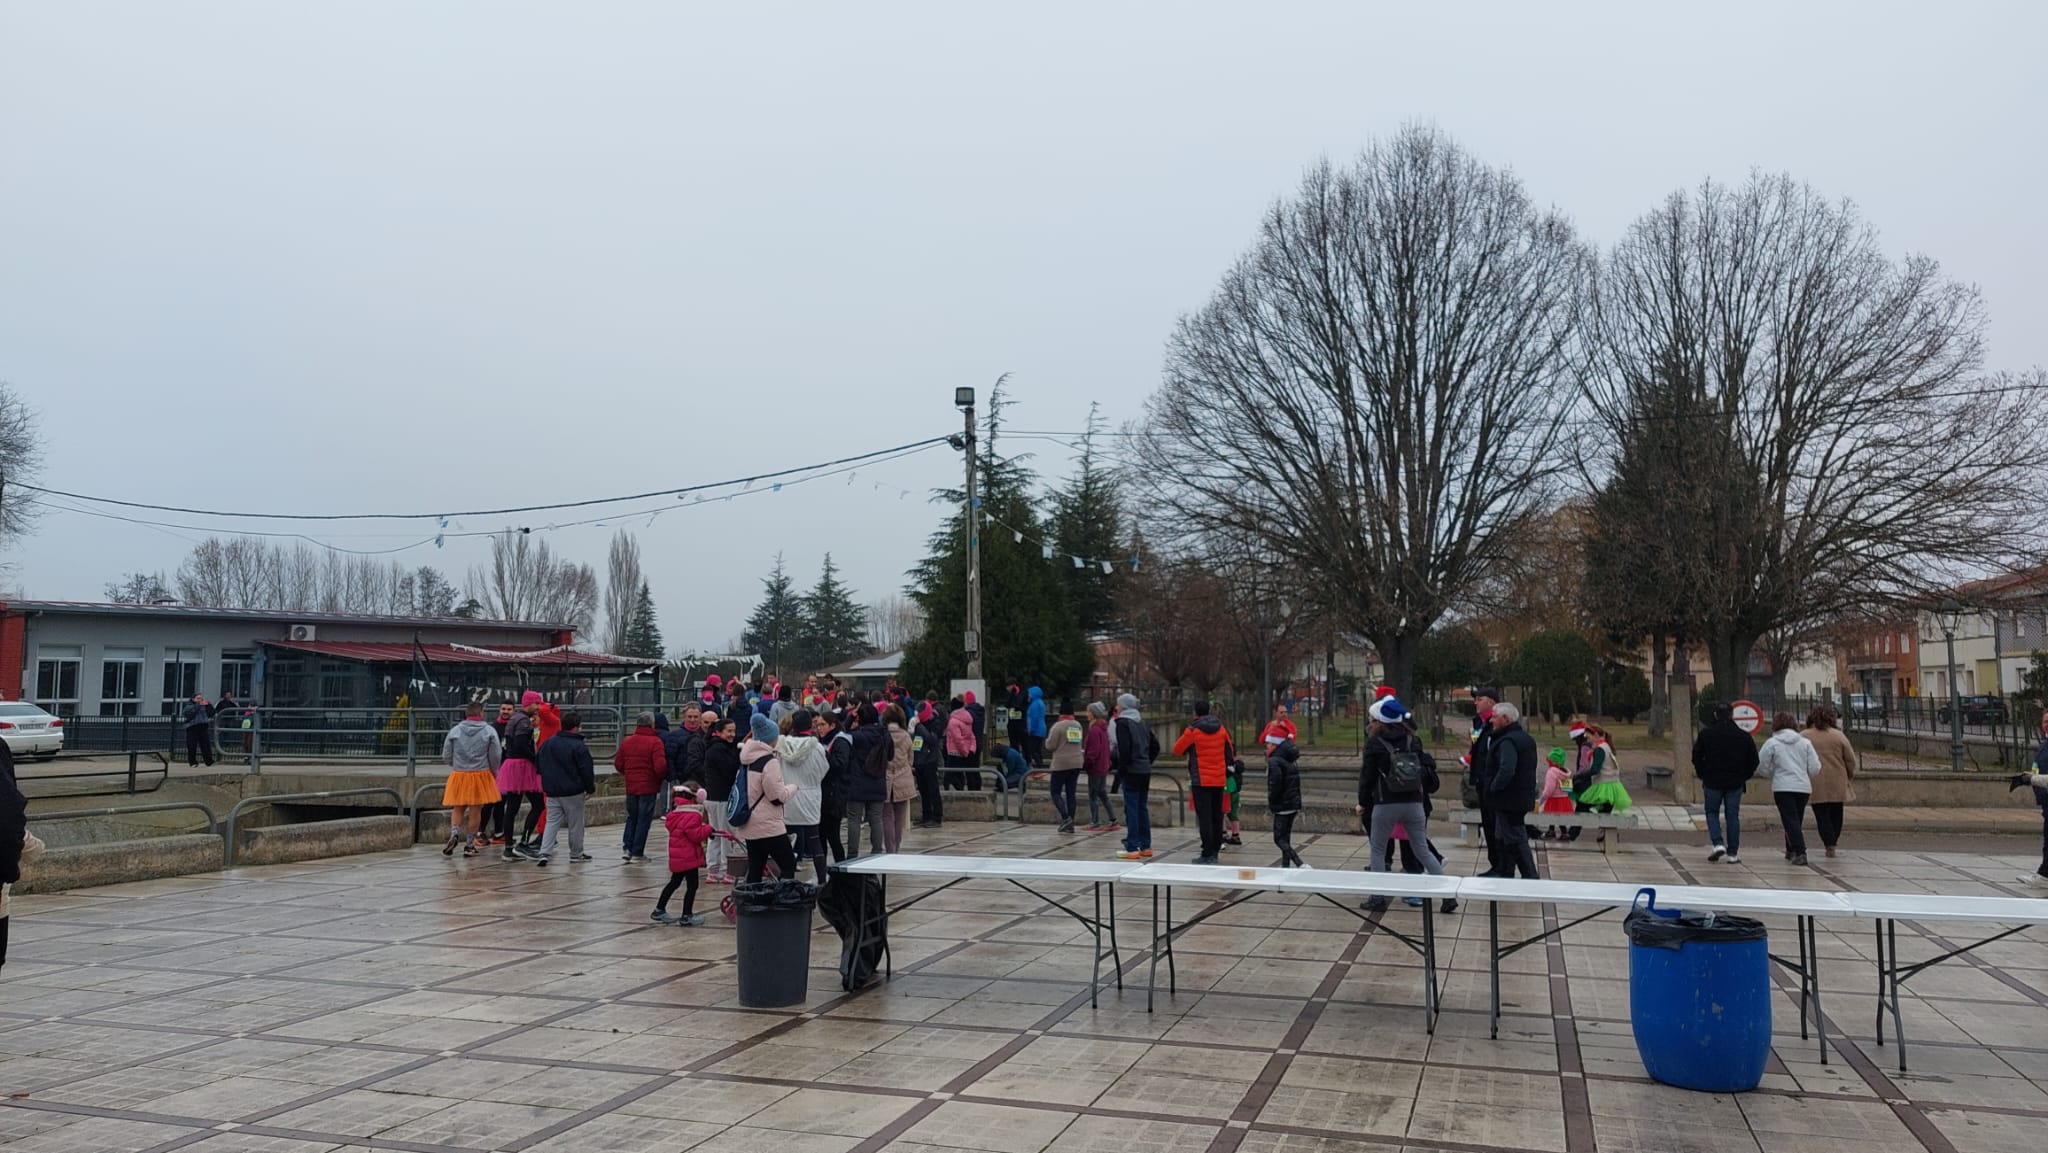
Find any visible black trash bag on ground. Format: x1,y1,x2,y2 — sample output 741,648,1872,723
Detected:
1624,907,1766,950
816,873,887,990
733,878,817,914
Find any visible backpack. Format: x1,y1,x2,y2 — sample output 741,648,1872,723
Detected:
726,753,774,828
1378,736,1426,800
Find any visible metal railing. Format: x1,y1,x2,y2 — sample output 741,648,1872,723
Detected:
26,800,219,835
222,787,406,865
1010,770,1187,826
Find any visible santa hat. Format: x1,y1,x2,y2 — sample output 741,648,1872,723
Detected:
1569,723,1588,741
1369,696,1409,725
1374,685,1397,700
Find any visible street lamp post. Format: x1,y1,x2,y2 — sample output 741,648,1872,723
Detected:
1937,597,1966,773
955,387,981,684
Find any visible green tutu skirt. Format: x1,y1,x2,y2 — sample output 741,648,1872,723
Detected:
1576,781,1632,812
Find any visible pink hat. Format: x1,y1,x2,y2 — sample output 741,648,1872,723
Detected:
520,690,542,706
707,674,723,686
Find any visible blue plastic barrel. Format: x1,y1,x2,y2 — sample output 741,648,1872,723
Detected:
1624,887,1771,1092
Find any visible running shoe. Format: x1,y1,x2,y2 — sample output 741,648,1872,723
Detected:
442,833,461,856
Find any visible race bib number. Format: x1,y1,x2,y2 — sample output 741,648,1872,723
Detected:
1064,727,1082,744
912,736,925,752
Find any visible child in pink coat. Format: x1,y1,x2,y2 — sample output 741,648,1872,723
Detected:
654,784,714,926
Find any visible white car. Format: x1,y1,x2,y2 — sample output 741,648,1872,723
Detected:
0,701,64,760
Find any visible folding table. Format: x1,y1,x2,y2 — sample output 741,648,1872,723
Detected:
1456,878,1851,1062
831,853,1139,1006
1124,862,1460,1030
1844,891,2048,1072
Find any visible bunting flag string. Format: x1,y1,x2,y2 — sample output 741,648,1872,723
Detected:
977,511,1142,575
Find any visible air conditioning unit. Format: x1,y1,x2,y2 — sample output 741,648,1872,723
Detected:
289,624,318,642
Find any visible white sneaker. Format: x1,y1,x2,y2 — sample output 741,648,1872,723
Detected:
2021,872,2048,890
1725,854,1742,864
1708,845,1726,862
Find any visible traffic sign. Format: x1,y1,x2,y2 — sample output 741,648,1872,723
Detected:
1730,700,1764,734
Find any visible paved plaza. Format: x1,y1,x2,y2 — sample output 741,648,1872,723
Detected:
4,823,2047,1153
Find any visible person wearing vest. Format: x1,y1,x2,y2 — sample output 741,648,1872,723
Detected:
1044,703,1086,833
1112,694,1159,860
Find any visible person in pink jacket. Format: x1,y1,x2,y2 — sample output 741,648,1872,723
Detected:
944,697,980,791
654,786,714,925
739,713,799,882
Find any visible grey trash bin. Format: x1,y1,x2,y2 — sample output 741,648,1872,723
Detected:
734,879,818,1008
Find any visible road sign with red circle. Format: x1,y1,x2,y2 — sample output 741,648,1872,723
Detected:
1730,700,1763,734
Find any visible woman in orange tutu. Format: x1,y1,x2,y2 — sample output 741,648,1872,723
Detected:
441,702,504,857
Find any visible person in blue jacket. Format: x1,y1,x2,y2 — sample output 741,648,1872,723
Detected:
1024,686,1048,768
992,740,1031,792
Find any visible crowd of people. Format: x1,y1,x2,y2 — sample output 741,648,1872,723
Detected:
416,669,2048,924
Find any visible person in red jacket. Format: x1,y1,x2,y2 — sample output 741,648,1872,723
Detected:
654,783,713,925
614,711,667,862
1173,700,1236,865
1260,703,1298,746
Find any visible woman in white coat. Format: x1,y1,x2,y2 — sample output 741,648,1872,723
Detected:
1760,711,1820,866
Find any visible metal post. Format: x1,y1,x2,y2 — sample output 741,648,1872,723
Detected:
1945,627,1964,772
961,389,982,683
406,704,418,784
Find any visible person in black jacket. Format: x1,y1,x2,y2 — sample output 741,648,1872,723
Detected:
1264,735,1304,868
700,715,741,882
533,711,596,867
1692,703,1760,863
843,704,890,856
1482,703,1541,879
911,705,945,829
1,742,28,969
1358,698,1455,911
1466,688,1503,876
815,709,851,862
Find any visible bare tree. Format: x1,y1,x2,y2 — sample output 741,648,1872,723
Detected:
465,529,598,632
1136,125,1590,697
1581,173,2047,695
105,571,174,604
0,383,41,552
864,595,927,653
602,530,643,654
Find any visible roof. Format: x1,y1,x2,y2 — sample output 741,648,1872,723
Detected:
1953,564,2048,604
0,600,573,631
816,650,903,677
261,640,652,667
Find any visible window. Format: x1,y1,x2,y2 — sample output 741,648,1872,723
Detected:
161,648,203,714
1883,634,1892,655
2020,618,2029,640
99,647,144,716
220,652,255,701
33,646,82,717
1900,632,1911,654
318,662,356,708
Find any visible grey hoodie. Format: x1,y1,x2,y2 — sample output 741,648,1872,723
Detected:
1759,728,1817,794
443,718,503,773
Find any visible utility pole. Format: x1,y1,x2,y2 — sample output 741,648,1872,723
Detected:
956,387,981,682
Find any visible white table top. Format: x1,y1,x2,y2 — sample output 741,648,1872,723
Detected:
1844,891,2048,924
1126,862,1461,898
832,853,1142,883
1455,878,1853,916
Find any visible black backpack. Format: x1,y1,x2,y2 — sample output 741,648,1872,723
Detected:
726,753,774,828
1377,736,1426,800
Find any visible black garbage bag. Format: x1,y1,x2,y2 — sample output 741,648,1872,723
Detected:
733,878,818,913
1624,906,1767,950
816,873,888,990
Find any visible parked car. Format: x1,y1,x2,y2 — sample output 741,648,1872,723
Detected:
1845,693,1884,720
1937,694,2009,725
0,701,64,760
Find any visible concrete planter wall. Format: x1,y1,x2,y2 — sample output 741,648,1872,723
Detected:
13,834,224,894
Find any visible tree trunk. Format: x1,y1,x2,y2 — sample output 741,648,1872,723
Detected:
1707,632,1757,706
1649,633,1669,739
1380,635,1417,705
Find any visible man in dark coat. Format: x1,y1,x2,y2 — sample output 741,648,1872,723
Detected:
1692,703,1760,863
533,711,596,866
1483,702,1541,879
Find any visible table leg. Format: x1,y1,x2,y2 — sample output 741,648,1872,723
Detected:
1873,920,1887,1046
1808,915,1829,1066
1797,914,1811,1042
882,875,893,980
1489,900,1502,1041
1147,886,1160,1013
1422,897,1439,1035
1107,883,1123,990
1089,882,1102,1009
1888,919,1908,1073
1164,886,1177,994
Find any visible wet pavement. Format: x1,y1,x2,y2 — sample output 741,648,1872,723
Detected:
4,821,2046,1153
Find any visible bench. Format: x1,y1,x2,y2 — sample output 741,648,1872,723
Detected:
1450,809,1637,856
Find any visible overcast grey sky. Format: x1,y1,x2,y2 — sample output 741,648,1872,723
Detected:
3,1,2042,650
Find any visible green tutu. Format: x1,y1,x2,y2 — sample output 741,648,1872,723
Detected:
1576,780,1632,812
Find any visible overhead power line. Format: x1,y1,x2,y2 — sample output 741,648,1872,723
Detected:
20,436,953,522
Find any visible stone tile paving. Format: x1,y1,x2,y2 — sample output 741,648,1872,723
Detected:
3,820,2046,1153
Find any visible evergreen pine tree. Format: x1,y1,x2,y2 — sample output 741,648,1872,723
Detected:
900,381,1093,696
623,582,664,659
1048,403,1123,634
802,553,869,669
742,553,806,679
